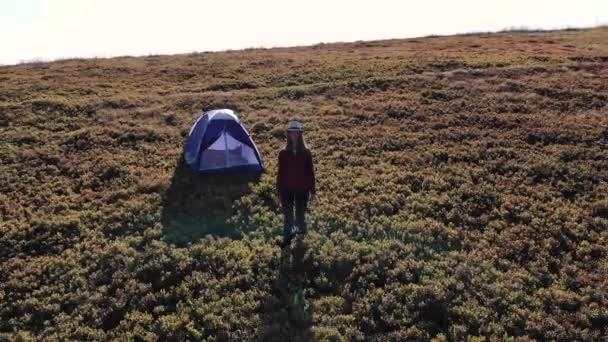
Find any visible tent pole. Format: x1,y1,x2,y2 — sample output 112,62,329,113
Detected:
223,126,229,168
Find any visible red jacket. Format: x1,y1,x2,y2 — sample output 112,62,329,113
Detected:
277,148,316,194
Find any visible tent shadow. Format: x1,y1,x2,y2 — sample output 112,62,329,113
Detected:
161,156,261,246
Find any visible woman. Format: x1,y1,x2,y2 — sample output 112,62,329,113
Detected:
276,119,316,249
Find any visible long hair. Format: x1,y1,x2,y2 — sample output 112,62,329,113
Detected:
285,131,307,155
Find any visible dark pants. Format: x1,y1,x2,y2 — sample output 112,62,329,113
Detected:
280,189,309,240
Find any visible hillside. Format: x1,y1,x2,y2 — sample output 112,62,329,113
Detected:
1,27,608,341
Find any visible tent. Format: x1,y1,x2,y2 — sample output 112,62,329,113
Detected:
184,109,264,174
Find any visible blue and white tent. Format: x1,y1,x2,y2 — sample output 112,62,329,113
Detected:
184,109,264,174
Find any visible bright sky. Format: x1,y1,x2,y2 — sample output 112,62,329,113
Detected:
1,0,606,65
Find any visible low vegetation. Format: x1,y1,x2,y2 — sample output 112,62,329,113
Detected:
1,27,607,341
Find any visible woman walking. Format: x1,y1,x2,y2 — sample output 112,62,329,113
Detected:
276,119,316,249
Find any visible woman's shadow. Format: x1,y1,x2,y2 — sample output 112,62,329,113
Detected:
160,156,260,245
258,237,314,341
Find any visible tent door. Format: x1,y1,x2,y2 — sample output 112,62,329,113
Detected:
199,125,260,171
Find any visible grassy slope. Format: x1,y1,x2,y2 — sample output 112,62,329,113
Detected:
1,27,608,340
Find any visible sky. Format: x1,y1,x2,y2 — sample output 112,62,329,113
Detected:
1,0,607,65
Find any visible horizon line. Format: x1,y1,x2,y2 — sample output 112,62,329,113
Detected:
3,23,606,67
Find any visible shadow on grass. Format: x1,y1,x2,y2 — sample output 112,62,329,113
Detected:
161,156,261,246
258,238,314,341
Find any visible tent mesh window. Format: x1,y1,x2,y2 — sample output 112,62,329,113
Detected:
200,129,258,170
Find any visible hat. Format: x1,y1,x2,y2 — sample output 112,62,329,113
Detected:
287,120,303,131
